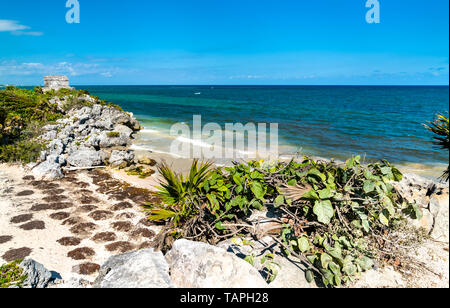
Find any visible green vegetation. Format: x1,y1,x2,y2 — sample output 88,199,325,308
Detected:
0,85,123,163
0,259,27,288
125,165,155,178
424,113,449,181
146,156,421,287
0,86,62,163
107,131,120,138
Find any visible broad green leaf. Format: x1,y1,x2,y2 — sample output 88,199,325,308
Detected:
342,262,357,276
308,168,327,182
313,200,334,224
307,255,317,264
379,210,389,226
319,186,333,199
274,195,285,208
251,181,265,200
363,180,375,193
334,274,342,287
215,221,225,230
233,174,242,185
320,268,334,286
320,253,333,269
327,245,342,260
287,179,297,186
302,189,320,200
250,171,263,179
252,200,263,211
305,270,314,283
329,262,341,275
392,167,403,181
356,256,374,271
361,219,370,233
298,237,310,253
235,185,243,194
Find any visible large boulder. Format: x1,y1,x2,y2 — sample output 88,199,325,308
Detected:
97,131,131,148
165,239,268,288
19,259,53,288
32,160,64,180
429,192,449,242
351,266,406,288
93,249,173,288
109,150,135,168
394,173,449,243
67,148,102,168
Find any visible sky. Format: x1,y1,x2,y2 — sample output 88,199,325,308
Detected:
0,0,448,85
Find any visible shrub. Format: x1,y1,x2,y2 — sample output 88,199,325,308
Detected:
146,156,420,287
0,139,43,163
0,259,27,288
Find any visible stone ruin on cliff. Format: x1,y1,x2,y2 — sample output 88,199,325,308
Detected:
43,75,74,92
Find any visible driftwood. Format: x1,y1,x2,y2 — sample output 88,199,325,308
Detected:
63,166,107,171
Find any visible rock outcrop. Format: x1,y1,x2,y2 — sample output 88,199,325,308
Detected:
93,249,173,288
165,239,268,288
394,173,449,243
31,96,142,180
19,259,53,288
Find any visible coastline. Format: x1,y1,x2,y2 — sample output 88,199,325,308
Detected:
1,84,448,288
132,128,448,182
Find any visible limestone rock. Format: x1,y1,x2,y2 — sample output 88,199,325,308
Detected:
93,249,173,288
67,148,102,168
137,156,157,166
19,259,53,288
352,266,406,288
109,150,135,168
32,160,64,180
166,239,268,288
97,131,131,148
394,173,449,242
429,192,449,243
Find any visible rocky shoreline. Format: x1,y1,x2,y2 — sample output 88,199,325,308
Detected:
29,94,157,181
1,87,449,288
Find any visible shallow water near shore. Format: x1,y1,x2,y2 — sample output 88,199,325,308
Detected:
77,85,449,178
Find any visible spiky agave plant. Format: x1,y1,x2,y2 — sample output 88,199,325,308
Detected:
424,113,449,181
146,159,213,225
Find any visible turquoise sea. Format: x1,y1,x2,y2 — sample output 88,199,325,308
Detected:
79,85,449,177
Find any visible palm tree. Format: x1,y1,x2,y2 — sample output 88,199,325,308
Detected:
424,113,449,181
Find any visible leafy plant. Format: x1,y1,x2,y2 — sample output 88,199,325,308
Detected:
145,159,213,226
147,156,419,286
424,113,449,181
0,259,27,288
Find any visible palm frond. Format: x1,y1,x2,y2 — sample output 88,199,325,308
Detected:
423,113,449,150
423,112,449,182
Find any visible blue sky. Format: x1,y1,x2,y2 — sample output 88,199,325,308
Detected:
0,0,448,85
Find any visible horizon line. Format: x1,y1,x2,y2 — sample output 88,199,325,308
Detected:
7,84,450,87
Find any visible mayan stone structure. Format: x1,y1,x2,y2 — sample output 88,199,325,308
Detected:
43,75,74,91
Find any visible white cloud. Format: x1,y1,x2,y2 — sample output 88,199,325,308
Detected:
0,20,43,36
0,60,121,79
0,20,28,32
11,31,44,36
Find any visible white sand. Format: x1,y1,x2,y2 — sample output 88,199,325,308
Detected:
0,163,161,282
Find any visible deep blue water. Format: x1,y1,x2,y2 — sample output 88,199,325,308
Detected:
79,85,449,171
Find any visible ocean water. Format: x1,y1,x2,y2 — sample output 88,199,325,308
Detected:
79,85,449,176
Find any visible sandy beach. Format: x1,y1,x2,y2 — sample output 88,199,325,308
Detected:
0,161,163,281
